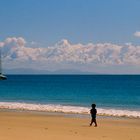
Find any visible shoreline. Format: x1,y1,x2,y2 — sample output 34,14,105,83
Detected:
1,108,140,120
0,101,140,118
0,111,140,140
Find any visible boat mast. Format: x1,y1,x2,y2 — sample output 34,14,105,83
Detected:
0,48,7,80
0,48,2,74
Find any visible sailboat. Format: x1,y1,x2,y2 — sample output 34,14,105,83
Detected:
0,49,7,80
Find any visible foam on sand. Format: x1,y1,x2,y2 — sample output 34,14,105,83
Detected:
0,102,140,118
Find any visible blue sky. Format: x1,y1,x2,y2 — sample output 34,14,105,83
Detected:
0,0,140,74
0,0,140,45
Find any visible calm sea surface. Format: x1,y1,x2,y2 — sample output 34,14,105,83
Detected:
0,75,140,117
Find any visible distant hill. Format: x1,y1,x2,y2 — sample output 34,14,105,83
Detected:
4,68,51,75
4,68,95,75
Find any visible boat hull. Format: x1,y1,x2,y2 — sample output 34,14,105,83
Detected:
0,75,7,80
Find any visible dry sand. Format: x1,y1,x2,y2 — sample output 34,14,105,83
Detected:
0,111,140,140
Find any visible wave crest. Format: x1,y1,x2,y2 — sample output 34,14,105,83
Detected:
0,102,140,118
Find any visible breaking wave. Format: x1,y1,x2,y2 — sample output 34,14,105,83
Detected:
0,102,140,118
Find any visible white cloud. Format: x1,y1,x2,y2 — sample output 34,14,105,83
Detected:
134,31,140,38
0,37,140,73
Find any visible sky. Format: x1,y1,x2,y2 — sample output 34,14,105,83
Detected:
0,0,140,74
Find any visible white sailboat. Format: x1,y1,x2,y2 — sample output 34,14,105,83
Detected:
0,49,7,80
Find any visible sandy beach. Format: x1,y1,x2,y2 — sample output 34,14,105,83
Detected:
0,111,140,140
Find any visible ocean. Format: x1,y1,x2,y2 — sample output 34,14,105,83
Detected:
0,75,140,118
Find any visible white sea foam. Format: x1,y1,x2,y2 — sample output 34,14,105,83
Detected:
0,102,140,118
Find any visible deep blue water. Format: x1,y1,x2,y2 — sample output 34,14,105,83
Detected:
0,75,140,111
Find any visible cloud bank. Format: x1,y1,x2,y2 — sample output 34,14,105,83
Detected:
0,37,140,73
134,31,140,38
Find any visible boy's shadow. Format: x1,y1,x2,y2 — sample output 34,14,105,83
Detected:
81,125,90,127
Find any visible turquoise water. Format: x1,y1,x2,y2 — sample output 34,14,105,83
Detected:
0,75,140,117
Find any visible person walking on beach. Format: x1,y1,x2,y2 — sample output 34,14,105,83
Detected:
90,104,97,127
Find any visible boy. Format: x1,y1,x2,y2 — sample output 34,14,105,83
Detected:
90,104,97,127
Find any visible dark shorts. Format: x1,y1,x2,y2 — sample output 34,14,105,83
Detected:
91,115,96,119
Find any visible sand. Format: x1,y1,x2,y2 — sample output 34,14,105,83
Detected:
0,111,140,140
